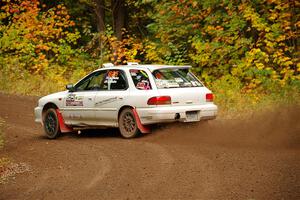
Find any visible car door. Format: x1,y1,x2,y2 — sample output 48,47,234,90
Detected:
61,70,107,125
94,69,129,127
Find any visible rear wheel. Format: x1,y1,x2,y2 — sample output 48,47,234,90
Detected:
118,108,139,139
43,108,60,139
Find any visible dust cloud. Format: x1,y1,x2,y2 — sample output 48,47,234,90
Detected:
150,105,300,149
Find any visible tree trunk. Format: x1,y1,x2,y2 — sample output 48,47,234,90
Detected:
111,0,127,40
94,0,106,32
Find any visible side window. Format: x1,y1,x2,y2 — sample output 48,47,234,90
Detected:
103,70,127,90
130,69,152,90
75,70,107,91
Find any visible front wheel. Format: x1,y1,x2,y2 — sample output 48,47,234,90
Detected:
43,108,61,139
118,108,140,139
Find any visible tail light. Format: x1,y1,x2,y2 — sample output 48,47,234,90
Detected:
147,96,171,105
206,93,214,102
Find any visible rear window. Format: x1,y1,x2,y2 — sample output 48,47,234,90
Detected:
152,68,203,89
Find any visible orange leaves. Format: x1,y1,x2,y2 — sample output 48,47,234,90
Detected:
107,34,144,65
36,44,50,51
0,0,80,73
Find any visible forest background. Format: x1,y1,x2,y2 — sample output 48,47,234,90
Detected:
0,0,299,117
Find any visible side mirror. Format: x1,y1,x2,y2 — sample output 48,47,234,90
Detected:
66,84,75,92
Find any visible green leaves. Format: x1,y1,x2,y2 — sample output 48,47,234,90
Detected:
141,0,299,90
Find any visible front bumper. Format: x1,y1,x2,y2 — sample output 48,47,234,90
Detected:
136,104,217,125
34,107,43,124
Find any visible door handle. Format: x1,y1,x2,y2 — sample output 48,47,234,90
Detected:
185,100,193,104
88,97,93,101
118,97,123,100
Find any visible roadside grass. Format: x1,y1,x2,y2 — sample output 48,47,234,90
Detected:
0,65,89,96
211,76,300,119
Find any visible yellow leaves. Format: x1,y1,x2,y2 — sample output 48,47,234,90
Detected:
231,65,243,77
255,63,264,70
192,1,198,8
264,39,275,49
275,35,285,42
268,13,278,21
273,51,293,67
206,25,214,31
242,4,270,32
271,73,279,80
264,57,270,63
144,42,164,63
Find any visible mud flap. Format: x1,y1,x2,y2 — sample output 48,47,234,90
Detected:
55,109,73,133
132,108,151,134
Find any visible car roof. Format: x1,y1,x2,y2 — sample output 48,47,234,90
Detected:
93,64,192,73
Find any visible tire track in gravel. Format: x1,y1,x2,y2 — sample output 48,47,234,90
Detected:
140,142,175,190
78,140,176,199
85,153,112,189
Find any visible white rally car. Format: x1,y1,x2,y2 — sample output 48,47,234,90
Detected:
34,63,217,139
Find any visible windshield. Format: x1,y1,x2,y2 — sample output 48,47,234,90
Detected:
152,68,203,89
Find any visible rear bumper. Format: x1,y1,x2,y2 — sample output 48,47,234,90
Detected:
136,104,217,125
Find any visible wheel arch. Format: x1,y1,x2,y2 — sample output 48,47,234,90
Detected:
118,105,134,120
118,105,151,134
42,102,59,120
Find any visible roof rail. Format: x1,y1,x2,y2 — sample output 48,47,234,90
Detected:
127,62,139,66
102,63,114,67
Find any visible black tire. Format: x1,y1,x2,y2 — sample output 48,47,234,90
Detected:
43,108,61,139
118,108,140,139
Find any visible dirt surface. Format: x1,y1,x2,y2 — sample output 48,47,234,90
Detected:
0,92,299,200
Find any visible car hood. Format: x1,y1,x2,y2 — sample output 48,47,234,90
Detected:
38,91,68,106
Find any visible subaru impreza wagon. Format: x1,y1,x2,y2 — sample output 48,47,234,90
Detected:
34,63,217,139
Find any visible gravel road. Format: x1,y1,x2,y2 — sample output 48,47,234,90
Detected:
0,93,299,200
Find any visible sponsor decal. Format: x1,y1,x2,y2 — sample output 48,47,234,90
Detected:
66,94,84,106
136,80,151,90
130,69,151,90
104,70,120,84
95,97,118,106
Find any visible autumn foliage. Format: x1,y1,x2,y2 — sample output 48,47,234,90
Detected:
145,0,299,90
0,0,79,73
0,0,299,111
